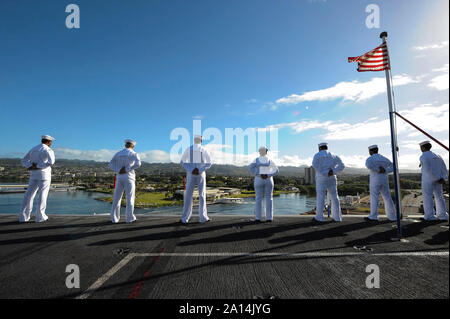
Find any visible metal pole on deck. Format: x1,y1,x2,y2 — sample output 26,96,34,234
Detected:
380,32,403,239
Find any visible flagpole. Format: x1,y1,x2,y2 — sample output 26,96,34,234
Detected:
380,31,402,239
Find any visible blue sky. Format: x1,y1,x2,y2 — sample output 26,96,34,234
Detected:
0,0,448,169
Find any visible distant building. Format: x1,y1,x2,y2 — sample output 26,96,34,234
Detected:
144,185,155,192
0,166,4,172
217,187,241,195
304,166,315,185
175,187,241,203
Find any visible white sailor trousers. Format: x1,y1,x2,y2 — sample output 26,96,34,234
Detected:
19,177,51,223
254,176,274,221
181,172,209,223
422,180,448,220
369,175,397,221
111,176,136,223
315,175,342,222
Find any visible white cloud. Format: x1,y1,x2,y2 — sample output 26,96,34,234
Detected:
413,41,449,51
323,103,449,141
428,64,449,90
397,153,421,169
139,150,171,163
53,147,171,163
54,148,117,162
275,155,313,167
324,119,390,140
47,145,310,168
400,104,449,135
400,139,450,151
265,120,333,134
276,75,419,105
432,64,449,73
265,103,449,142
340,155,368,168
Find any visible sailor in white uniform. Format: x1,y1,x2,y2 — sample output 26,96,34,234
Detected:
19,135,56,223
365,145,397,221
419,141,448,221
109,139,141,224
248,147,279,222
312,143,345,222
180,135,212,224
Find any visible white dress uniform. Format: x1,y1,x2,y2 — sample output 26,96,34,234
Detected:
420,150,448,220
248,156,279,221
365,153,397,221
180,143,212,223
312,149,345,222
19,143,55,222
109,147,141,223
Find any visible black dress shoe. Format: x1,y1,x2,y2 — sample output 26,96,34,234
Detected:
266,220,273,223
364,217,378,222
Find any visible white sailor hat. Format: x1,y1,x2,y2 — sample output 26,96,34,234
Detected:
194,134,202,139
42,135,55,141
318,142,328,147
124,139,137,146
368,145,378,150
419,140,431,146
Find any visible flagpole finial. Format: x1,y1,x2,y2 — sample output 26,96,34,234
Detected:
380,31,388,39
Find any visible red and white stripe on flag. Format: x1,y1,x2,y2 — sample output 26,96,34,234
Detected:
348,42,390,72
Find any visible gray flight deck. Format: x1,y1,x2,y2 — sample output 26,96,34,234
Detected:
0,214,448,299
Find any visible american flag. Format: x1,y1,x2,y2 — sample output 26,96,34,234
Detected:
348,42,390,72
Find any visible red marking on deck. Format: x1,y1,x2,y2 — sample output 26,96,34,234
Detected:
128,248,164,299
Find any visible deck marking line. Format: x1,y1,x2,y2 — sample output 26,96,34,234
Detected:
132,251,449,257
74,250,448,299
76,253,137,299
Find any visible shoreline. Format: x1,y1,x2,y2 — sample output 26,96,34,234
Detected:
93,190,302,208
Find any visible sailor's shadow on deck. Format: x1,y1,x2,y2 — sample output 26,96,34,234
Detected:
0,221,23,227
424,229,449,245
87,220,388,247
270,220,391,244
0,220,113,235
345,220,448,247
86,220,263,246
0,221,186,246
176,220,334,247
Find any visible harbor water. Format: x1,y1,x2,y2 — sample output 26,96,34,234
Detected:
0,190,316,216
